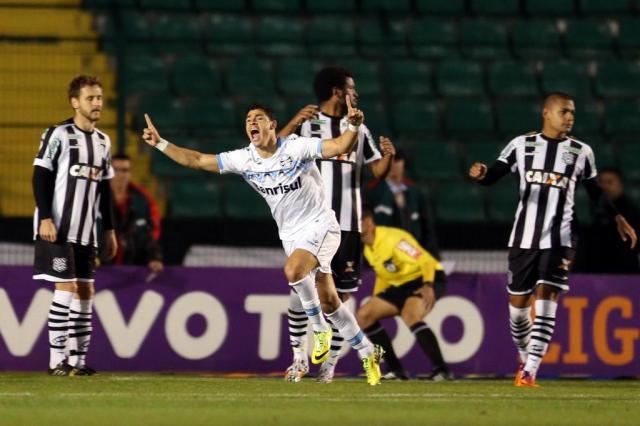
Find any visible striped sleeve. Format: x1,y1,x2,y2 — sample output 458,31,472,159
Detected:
102,136,115,180
33,126,62,171
361,125,382,164
497,137,519,170
582,145,597,180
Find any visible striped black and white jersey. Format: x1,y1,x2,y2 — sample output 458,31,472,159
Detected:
498,132,597,249
33,118,115,247
296,112,382,232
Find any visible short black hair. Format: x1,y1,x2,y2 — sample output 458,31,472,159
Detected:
245,103,276,121
112,153,131,161
599,167,624,181
313,66,353,104
543,92,574,108
68,75,102,99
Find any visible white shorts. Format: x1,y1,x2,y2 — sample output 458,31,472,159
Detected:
282,218,341,274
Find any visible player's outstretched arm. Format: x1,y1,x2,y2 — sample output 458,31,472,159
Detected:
368,136,396,179
276,104,318,138
142,114,220,173
321,95,363,158
469,161,511,186
469,162,488,181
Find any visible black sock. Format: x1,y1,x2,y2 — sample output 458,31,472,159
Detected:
410,321,447,371
363,322,404,373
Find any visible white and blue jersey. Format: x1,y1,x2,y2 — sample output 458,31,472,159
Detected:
217,135,338,241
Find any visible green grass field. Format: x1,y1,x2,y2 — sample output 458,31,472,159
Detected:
0,373,638,425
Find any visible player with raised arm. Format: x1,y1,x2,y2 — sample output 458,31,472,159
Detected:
469,93,637,387
142,97,384,385
278,66,395,383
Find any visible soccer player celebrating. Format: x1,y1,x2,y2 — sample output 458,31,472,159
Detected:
142,98,384,385
357,207,451,381
469,93,637,387
33,75,117,376
278,66,395,383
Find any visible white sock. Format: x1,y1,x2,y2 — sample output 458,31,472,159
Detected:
509,304,532,364
326,304,373,359
48,290,74,369
287,289,308,358
290,275,329,333
524,299,558,377
67,298,93,368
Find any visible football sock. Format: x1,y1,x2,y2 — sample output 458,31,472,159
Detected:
326,304,373,359
324,324,343,367
509,304,532,364
48,290,74,369
67,298,93,368
287,290,308,359
290,275,329,333
410,321,448,371
524,299,558,377
363,322,404,373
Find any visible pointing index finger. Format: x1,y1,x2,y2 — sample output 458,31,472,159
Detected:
345,95,353,112
144,113,154,129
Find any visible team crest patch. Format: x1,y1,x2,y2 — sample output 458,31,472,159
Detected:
562,151,576,165
384,259,397,273
52,257,68,273
280,155,293,169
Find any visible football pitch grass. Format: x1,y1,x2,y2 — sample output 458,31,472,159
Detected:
1,373,638,425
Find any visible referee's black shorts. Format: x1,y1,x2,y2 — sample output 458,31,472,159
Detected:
331,230,362,294
507,247,575,295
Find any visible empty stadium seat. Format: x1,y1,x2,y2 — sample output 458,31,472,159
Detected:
617,18,640,58
361,0,411,13
511,20,562,60
256,16,305,56
565,20,615,59
485,179,519,222
464,141,504,164
445,100,494,136
525,0,575,15
595,62,640,98
488,61,539,97
603,100,640,135
436,60,485,96
139,0,191,10
617,143,640,180
275,58,316,97
496,100,541,136
391,99,439,134
226,57,275,96
388,60,432,97
184,99,236,129
572,100,602,136
416,0,466,15
586,138,617,168
123,55,168,94
541,62,592,98
579,0,631,14
193,0,245,11
171,56,223,96
252,0,301,12
470,0,520,15
170,179,222,218
436,183,485,222
409,143,461,181
409,19,457,59
341,58,381,96
203,14,254,55
306,0,356,12
460,20,509,59
151,15,201,54
307,17,357,56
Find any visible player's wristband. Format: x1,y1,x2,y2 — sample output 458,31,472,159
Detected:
155,138,169,152
347,123,360,133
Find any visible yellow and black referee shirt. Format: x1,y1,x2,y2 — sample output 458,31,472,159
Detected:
364,226,444,296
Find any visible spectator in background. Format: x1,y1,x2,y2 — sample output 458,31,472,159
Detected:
101,154,163,274
365,150,440,259
584,168,640,273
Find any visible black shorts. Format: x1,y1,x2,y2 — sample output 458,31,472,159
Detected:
33,239,97,283
378,271,447,311
507,247,575,295
331,230,362,293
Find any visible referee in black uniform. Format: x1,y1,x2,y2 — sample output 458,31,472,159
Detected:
32,75,117,376
469,93,636,387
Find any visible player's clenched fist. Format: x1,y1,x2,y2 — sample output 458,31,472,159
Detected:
379,136,396,157
142,113,161,147
469,162,488,181
292,104,318,126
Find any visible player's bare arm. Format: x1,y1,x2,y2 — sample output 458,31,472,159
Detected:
469,162,488,181
277,104,318,138
142,113,220,173
615,215,638,249
321,96,363,158
368,136,396,179
104,229,117,260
